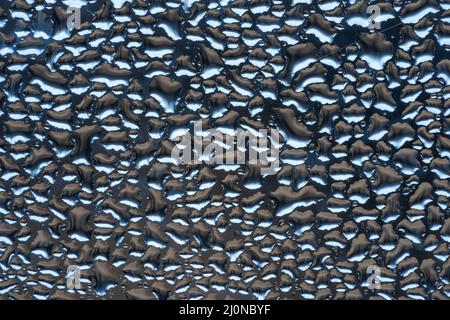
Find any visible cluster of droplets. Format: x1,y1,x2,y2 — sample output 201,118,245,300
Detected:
0,0,449,300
